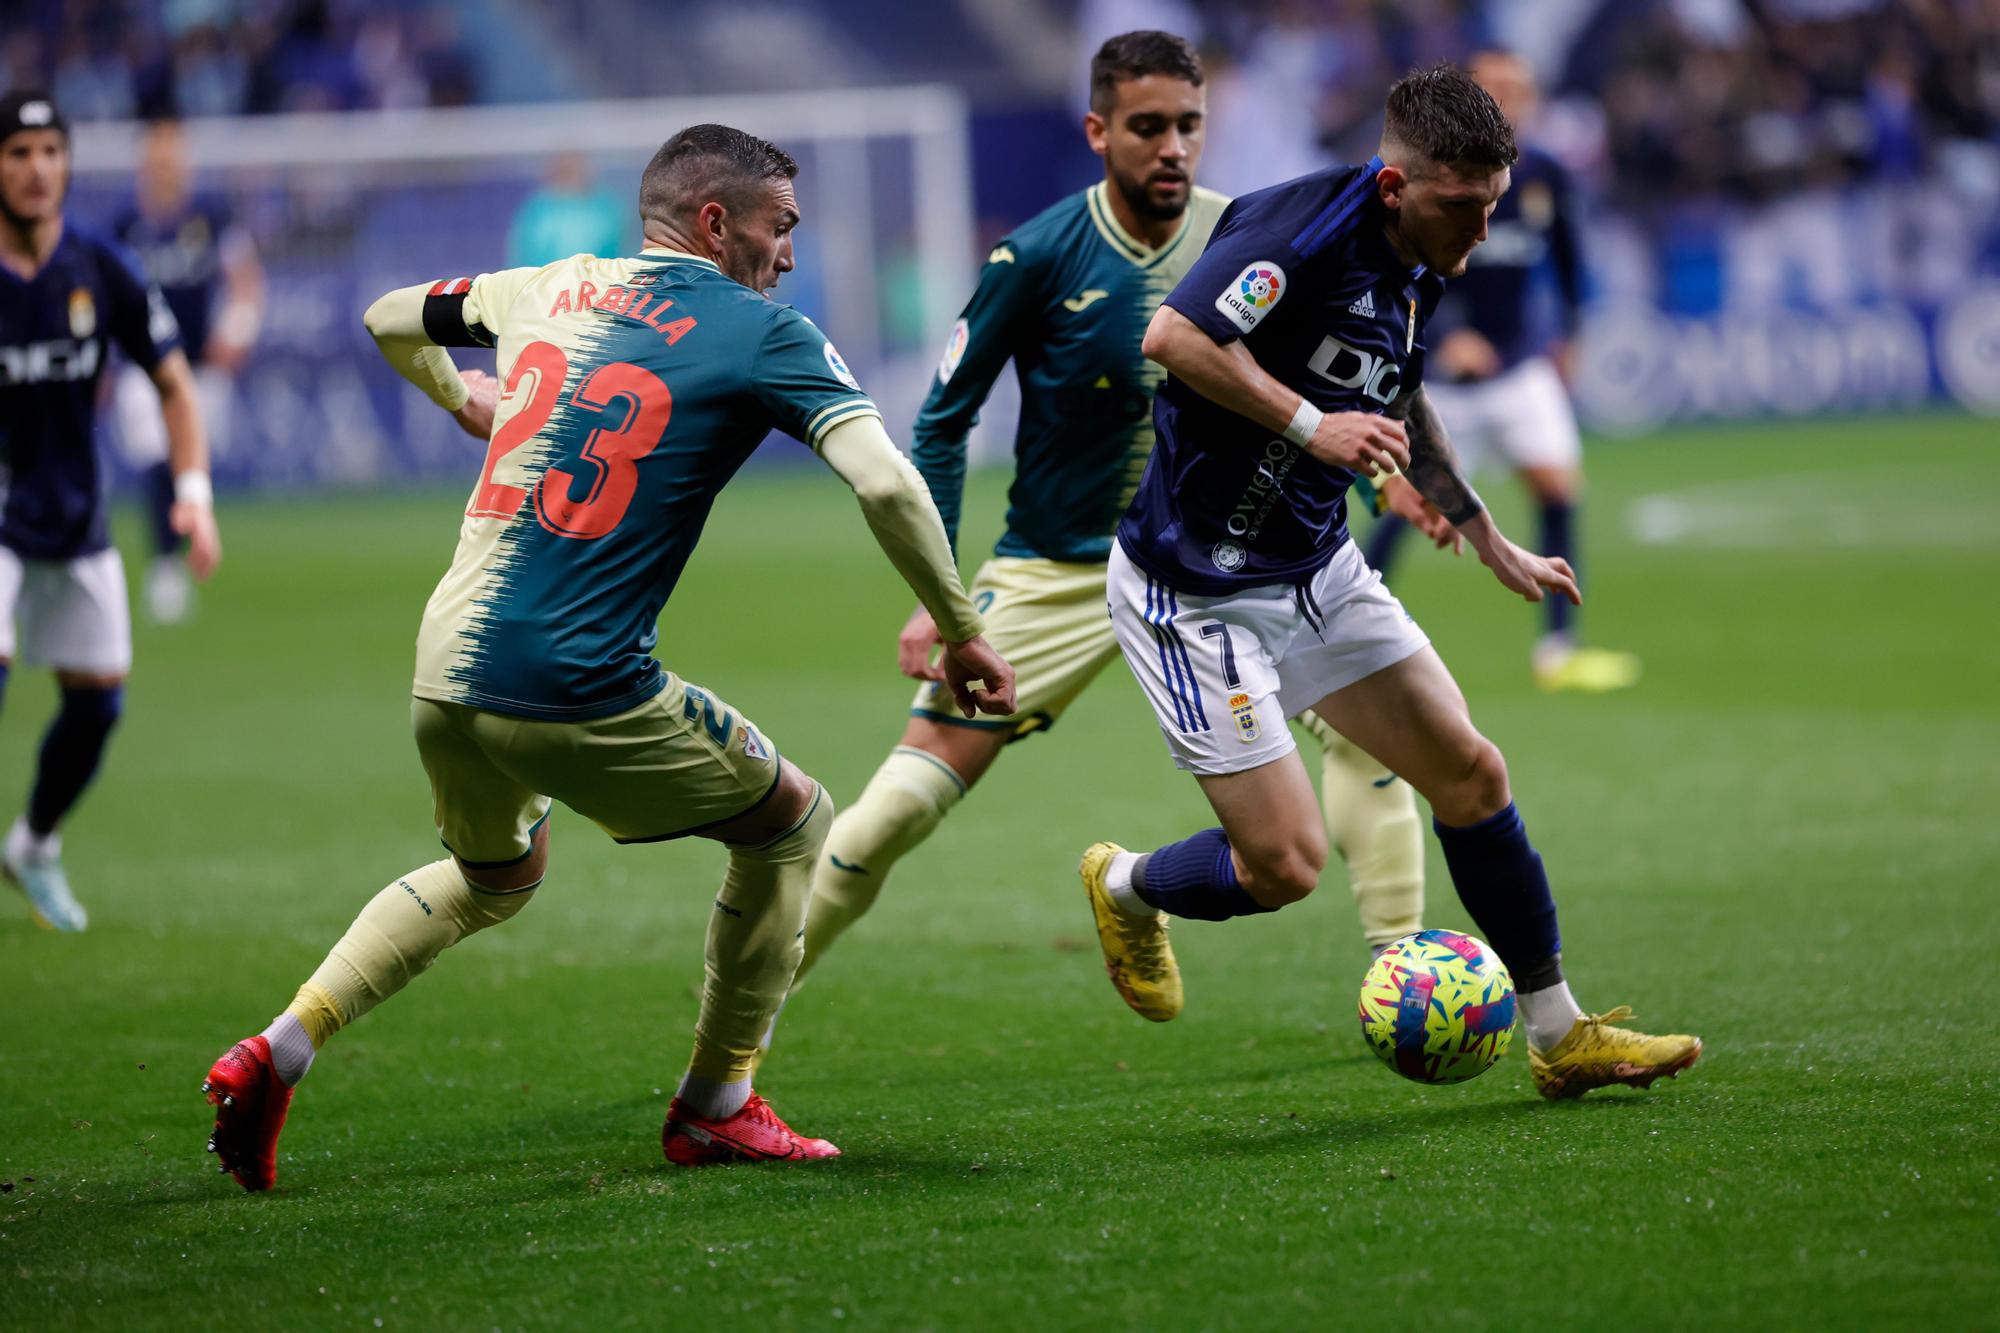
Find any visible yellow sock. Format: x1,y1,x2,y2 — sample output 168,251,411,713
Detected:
688,785,835,1084
1298,710,1426,948
794,746,966,988
283,858,538,1048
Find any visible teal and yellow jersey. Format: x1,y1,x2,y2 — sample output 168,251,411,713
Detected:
409,251,878,722
914,182,1229,564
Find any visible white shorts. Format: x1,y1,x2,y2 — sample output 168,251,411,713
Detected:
0,547,134,674
1108,540,1429,775
1423,356,1581,475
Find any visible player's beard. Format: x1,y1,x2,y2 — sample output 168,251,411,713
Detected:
1112,167,1189,223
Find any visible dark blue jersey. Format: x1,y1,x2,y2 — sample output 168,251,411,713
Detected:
1118,158,1443,594
109,195,233,363
1430,147,1581,372
0,225,182,559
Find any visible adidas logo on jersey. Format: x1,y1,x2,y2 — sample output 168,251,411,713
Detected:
1347,290,1377,318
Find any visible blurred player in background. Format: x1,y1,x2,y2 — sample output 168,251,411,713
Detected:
791,32,1454,1025
1363,50,1638,694
110,116,261,624
506,151,628,268
200,124,1015,1187
0,91,222,933
1087,65,1699,1099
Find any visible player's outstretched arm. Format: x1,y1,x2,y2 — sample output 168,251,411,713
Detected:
1401,388,1579,606
361,283,488,439
817,415,1016,717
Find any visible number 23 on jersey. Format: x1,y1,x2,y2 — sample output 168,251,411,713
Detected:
468,339,673,540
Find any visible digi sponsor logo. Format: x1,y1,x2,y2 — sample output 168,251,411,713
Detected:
824,340,859,390
1307,335,1400,404
1214,261,1286,334
0,338,100,385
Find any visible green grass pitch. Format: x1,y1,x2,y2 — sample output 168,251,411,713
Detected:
1,415,1995,1329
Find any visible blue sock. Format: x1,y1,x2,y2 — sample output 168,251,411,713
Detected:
27,685,124,837
1539,499,1575,639
144,460,182,557
1363,513,1409,581
0,661,10,717
1432,803,1564,989
1132,827,1274,921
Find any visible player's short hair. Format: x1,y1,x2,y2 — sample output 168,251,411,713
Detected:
639,124,799,228
1089,30,1203,114
1382,63,1517,176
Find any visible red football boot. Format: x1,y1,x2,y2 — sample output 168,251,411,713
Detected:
202,1036,294,1191
662,1093,839,1166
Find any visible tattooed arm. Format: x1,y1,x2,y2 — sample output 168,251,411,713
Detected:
1397,386,1484,524
1394,387,1582,607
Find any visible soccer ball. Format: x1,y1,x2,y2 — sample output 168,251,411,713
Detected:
1357,930,1516,1084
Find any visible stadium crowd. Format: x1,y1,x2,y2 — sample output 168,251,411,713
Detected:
1,0,477,120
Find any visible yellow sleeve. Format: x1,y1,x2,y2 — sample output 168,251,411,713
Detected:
816,415,984,642
360,267,542,412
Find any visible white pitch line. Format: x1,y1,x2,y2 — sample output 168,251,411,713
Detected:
1626,474,2000,549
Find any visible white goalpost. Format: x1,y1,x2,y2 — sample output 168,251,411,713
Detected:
66,87,980,489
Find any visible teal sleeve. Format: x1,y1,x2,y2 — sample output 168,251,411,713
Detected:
752,309,881,449
910,241,1040,554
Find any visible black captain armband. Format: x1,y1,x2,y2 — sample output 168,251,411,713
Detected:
421,278,496,348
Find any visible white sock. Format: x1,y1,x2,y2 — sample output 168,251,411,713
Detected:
1104,851,1153,918
6,816,55,864
676,1072,751,1120
1518,980,1583,1054
260,1011,316,1086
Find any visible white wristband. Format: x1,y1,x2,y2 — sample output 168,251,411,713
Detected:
174,470,214,509
1283,398,1324,447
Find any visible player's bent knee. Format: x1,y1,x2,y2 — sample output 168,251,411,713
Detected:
458,816,550,894
55,669,127,692
898,716,1006,788
1437,739,1511,826
712,761,821,847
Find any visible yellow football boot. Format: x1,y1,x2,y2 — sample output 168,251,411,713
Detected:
1079,841,1182,1022
1529,1006,1702,1099
1533,644,1642,694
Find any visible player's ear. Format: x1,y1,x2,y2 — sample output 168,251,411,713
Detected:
696,199,729,250
1375,163,1407,212
1083,110,1110,159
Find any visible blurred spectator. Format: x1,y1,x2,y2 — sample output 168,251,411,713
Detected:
1,0,479,120
506,152,629,268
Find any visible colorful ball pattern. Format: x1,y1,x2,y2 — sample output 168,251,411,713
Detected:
1357,930,1516,1084
1239,268,1281,307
